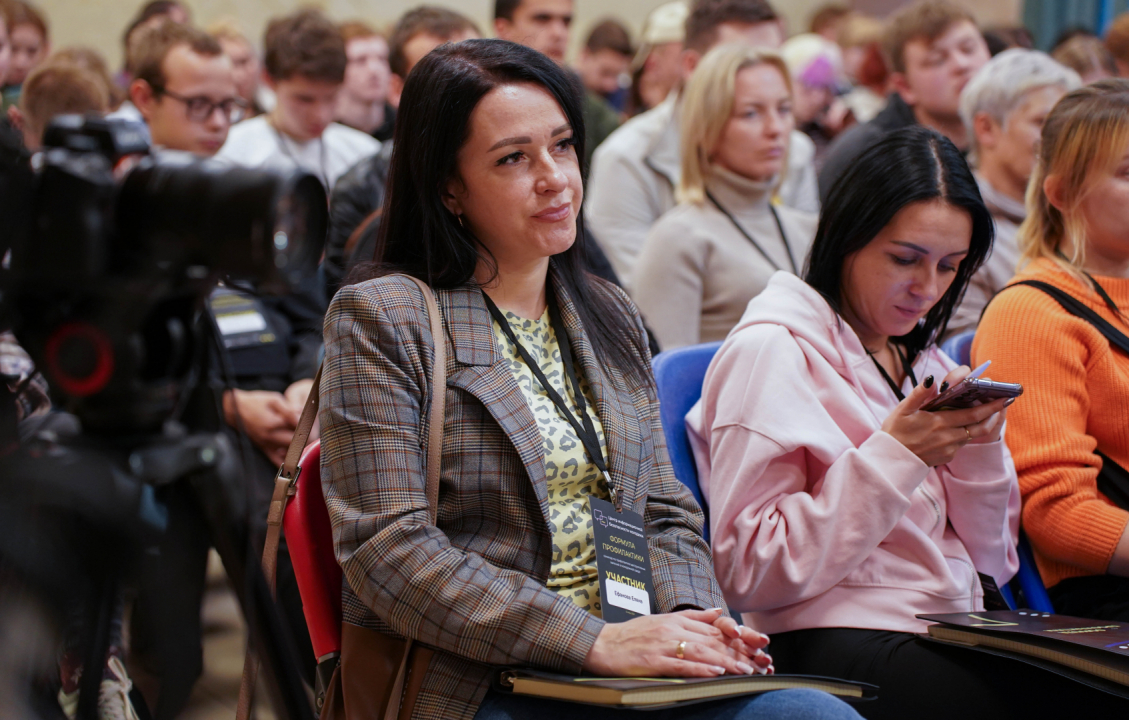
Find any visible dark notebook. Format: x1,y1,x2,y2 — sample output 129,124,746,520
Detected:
919,610,1129,697
494,668,877,709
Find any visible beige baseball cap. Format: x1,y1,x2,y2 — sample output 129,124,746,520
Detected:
633,1,690,70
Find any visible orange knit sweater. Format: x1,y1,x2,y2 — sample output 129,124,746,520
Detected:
974,257,1129,589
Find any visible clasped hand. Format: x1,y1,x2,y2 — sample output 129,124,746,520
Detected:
582,607,772,678
881,365,1010,467
223,379,315,465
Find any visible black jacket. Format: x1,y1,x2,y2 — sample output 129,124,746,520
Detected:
817,93,917,202
324,143,393,298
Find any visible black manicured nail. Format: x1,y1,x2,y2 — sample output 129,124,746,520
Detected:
1004,397,1017,407
939,382,949,394
924,376,934,388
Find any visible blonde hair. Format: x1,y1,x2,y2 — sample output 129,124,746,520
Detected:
678,43,791,204
1020,78,1129,278
206,18,250,45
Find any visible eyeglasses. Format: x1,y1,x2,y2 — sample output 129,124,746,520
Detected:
157,87,249,123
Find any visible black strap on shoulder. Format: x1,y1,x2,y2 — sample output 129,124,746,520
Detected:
1004,280,1129,355
996,280,1129,509
1098,457,1129,511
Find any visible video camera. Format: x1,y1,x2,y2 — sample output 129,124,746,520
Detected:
0,115,326,720
1,114,327,433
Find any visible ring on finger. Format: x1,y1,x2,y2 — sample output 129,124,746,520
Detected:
964,426,972,441
676,640,686,660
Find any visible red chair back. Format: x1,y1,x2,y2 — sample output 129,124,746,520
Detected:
282,441,343,660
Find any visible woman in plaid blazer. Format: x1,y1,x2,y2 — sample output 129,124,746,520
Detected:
320,39,861,720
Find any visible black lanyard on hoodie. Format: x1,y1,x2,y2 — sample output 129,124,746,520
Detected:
868,343,918,402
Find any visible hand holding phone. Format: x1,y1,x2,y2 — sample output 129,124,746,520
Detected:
882,369,1015,467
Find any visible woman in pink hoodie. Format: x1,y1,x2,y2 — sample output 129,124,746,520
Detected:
689,126,1129,718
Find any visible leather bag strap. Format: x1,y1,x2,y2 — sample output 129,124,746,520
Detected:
407,275,447,521
237,363,323,720
381,275,446,720
237,275,446,720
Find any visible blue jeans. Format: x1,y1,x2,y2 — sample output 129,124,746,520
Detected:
473,688,863,720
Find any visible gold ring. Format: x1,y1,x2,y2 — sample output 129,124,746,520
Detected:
965,427,972,441
676,641,686,660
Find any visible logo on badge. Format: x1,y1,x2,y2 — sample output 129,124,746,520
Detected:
594,508,608,528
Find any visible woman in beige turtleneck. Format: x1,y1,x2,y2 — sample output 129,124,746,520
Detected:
634,45,817,350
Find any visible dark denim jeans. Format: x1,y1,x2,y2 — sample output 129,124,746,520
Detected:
473,687,863,720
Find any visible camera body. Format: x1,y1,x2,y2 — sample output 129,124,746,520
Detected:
1,115,327,433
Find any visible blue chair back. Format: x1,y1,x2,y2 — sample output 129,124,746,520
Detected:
652,342,723,540
1000,581,1016,610
1015,533,1055,612
941,330,976,366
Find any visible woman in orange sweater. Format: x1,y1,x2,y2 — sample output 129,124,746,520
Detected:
975,79,1129,618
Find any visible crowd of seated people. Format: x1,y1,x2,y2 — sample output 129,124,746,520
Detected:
5,0,1129,718
817,1,990,200
587,0,820,293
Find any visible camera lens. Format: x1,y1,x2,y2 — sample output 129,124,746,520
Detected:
116,155,327,292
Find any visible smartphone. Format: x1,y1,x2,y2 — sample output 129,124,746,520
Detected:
922,377,1023,412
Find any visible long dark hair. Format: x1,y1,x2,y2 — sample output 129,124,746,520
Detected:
804,126,993,361
353,38,644,377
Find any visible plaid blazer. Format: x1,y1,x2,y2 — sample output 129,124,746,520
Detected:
320,267,726,719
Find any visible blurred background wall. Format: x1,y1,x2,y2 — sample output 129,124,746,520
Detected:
39,0,1025,71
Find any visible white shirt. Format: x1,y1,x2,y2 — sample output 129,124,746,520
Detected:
216,115,380,192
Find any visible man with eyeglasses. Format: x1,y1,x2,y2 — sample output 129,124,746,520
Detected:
129,21,243,156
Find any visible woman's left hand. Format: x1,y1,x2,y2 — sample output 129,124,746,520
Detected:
688,608,774,674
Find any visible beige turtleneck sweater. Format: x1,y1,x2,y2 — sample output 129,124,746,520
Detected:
633,166,818,350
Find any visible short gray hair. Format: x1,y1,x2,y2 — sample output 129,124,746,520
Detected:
960,49,1081,154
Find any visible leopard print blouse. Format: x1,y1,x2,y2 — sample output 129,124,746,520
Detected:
492,308,610,617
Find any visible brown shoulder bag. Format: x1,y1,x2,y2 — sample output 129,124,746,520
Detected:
237,275,446,720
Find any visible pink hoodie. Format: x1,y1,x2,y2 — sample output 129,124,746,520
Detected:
686,272,1020,635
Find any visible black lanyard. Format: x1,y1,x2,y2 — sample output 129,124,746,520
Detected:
482,290,621,511
869,342,917,402
705,189,798,274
